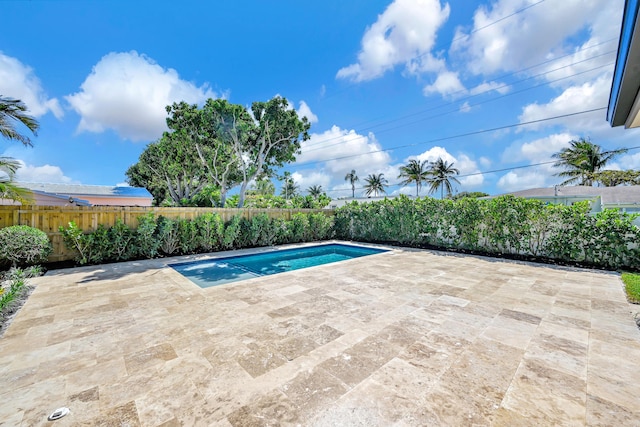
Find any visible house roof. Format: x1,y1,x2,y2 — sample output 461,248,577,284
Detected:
608,0,640,127
494,186,640,205
16,182,153,199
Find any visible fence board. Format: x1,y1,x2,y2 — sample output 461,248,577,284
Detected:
0,205,333,263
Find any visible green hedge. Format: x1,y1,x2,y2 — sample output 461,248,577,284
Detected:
334,195,640,270
60,212,334,265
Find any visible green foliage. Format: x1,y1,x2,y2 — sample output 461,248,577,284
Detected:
335,196,640,270
0,273,25,313
222,215,243,249
108,219,134,261
135,213,160,258
289,213,310,242
156,216,180,255
194,213,224,252
0,225,52,267
308,213,334,241
622,272,640,303
177,218,199,254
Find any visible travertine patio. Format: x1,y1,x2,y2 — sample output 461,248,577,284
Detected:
1,242,639,426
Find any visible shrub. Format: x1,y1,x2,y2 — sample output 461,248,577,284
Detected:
177,218,198,254
194,213,224,252
0,225,52,267
156,216,180,255
335,196,640,270
135,212,160,258
222,215,242,249
108,219,135,261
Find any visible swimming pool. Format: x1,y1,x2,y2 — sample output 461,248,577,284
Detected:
170,243,388,288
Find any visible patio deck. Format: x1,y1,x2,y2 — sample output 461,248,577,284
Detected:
1,242,639,426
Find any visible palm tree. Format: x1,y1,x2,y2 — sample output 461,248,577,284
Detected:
427,158,460,199
344,169,359,198
363,173,388,197
1,96,39,146
307,185,323,199
0,157,31,203
552,138,628,186
398,159,429,197
250,178,275,196
1,97,39,203
280,172,299,199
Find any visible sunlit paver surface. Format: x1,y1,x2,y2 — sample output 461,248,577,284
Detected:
1,242,639,426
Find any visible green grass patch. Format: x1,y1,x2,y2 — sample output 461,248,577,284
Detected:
622,272,640,304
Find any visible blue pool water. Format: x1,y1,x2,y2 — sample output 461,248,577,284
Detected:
170,243,387,288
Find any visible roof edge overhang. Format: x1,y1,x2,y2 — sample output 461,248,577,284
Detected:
608,0,640,127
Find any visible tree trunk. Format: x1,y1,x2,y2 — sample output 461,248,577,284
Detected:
237,180,249,208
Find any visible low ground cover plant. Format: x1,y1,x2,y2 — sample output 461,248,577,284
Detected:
0,266,43,335
622,272,640,303
60,211,334,265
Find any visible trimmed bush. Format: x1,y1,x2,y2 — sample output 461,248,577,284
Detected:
335,195,640,270
0,225,52,267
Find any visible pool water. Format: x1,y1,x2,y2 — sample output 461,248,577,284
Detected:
170,243,387,288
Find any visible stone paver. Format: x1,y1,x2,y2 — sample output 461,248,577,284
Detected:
1,242,639,426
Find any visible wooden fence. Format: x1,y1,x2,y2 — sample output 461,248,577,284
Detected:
0,205,334,263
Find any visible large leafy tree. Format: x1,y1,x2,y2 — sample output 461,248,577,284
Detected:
592,169,640,187
234,96,310,207
344,169,359,198
427,158,460,199
126,133,206,205
552,138,628,186
363,173,388,197
398,159,429,197
0,96,39,203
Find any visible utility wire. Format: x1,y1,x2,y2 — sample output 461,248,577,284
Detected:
303,57,615,153
302,49,616,151
295,107,608,168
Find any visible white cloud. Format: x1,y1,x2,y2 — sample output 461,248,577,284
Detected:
459,101,471,113
0,52,63,119
336,0,450,82
422,70,465,97
297,101,318,124
296,125,391,178
66,51,217,141
497,169,549,192
469,81,509,96
14,161,77,183
614,152,640,170
450,0,615,77
502,132,576,164
414,146,485,189
291,170,331,193
518,74,610,133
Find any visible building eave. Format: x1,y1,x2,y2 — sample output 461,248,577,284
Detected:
608,0,640,127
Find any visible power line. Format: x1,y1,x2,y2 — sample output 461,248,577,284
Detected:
305,50,616,152
295,107,608,168
302,56,615,153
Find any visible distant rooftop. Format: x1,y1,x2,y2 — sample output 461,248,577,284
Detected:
16,182,152,198
494,185,640,205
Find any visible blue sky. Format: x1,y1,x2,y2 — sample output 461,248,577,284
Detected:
2,0,640,198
